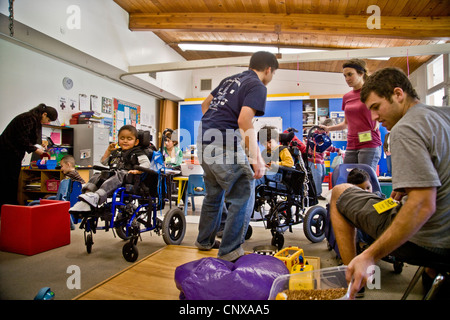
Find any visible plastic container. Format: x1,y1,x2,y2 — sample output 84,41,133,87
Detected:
37,159,57,169
268,266,350,300
46,179,60,192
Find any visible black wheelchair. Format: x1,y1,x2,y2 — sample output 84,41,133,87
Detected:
74,130,186,262
250,128,327,249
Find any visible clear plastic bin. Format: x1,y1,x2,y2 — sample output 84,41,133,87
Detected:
268,266,350,300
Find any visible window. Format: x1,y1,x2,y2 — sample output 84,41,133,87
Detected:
426,87,445,106
427,55,444,89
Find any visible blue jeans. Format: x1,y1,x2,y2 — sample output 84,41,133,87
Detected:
308,162,326,196
344,146,381,173
196,143,255,261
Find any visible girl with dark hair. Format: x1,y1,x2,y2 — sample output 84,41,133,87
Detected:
321,59,382,172
0,104,58,211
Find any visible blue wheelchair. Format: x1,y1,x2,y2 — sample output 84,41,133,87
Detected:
74,130,186,262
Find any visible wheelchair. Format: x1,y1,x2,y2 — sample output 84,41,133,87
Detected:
74,130,186,262
250,127,327,250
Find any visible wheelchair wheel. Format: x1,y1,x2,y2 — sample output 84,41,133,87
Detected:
271,232,284,250
303,206,327,243
85,232,93,254
245,225,253,240
114,212,132,240
122,242,139,262
162,207,186,245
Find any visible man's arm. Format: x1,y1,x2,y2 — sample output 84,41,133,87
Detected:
347,187,436,298
238,106,265,179
202,94,213,115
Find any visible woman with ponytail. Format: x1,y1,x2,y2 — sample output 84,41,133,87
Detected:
0,103,58,211
321,59,382,172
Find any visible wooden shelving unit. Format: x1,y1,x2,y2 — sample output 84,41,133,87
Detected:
17,168,90,205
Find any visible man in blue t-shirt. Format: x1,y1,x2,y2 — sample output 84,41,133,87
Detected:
196,51,278,262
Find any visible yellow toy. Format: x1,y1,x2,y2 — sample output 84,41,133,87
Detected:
274,246,315,290
274,246,305,272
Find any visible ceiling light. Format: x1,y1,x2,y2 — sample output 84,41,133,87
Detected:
178,43,391,60
178,43,325,54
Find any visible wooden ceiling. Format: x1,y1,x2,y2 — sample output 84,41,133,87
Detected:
114,0,450,74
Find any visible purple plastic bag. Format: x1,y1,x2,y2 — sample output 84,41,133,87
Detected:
174,253,289,300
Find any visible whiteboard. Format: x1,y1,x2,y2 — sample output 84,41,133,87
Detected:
252,117,283,133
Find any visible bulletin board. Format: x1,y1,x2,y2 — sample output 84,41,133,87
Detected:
113,98,141,142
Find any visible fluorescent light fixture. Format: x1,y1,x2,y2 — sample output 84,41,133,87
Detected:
178,43,324,54
178,43,390,60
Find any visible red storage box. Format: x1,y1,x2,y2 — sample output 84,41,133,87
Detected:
0,200,71,255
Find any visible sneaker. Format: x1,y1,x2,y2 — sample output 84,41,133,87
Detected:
69,201,92,213
79,192,100,208
196,240,221,251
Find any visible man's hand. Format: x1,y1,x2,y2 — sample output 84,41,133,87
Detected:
251,154,266,179
346,251,375,299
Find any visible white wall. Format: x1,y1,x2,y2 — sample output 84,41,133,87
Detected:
0,0,191,100
190,67,351,98
0,38,158,134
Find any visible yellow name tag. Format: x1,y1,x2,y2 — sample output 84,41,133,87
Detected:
358,131,372,143
373,198,398,214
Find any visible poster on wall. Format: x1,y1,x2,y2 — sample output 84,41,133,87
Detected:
112,98,141,141
102,97,112,114
58,96,67,111
79,94,89,111
90,95,100,113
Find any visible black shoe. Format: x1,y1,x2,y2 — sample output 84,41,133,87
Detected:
356,287,365,298
317,195,327,201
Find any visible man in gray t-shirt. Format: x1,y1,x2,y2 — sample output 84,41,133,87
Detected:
329,67,450,299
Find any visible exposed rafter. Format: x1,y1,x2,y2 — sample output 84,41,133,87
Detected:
129,13,450,40
127,43,450,74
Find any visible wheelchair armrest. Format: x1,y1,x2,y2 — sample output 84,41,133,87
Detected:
93,165,109,171
134,165,158,175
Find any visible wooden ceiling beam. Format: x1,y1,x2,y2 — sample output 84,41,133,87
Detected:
129,13,450,40
127,43,450,73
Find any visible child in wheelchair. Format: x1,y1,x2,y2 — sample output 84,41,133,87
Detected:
69,125,151,216
255,125,294,192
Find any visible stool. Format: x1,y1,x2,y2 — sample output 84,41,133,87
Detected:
401,260,450,300
0,200,71,255
173,176,188,205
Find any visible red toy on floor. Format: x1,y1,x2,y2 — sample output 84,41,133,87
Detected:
0,200,71,255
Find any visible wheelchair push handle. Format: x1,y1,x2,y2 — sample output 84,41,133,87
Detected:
92,165,109,171
307,125,321,136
